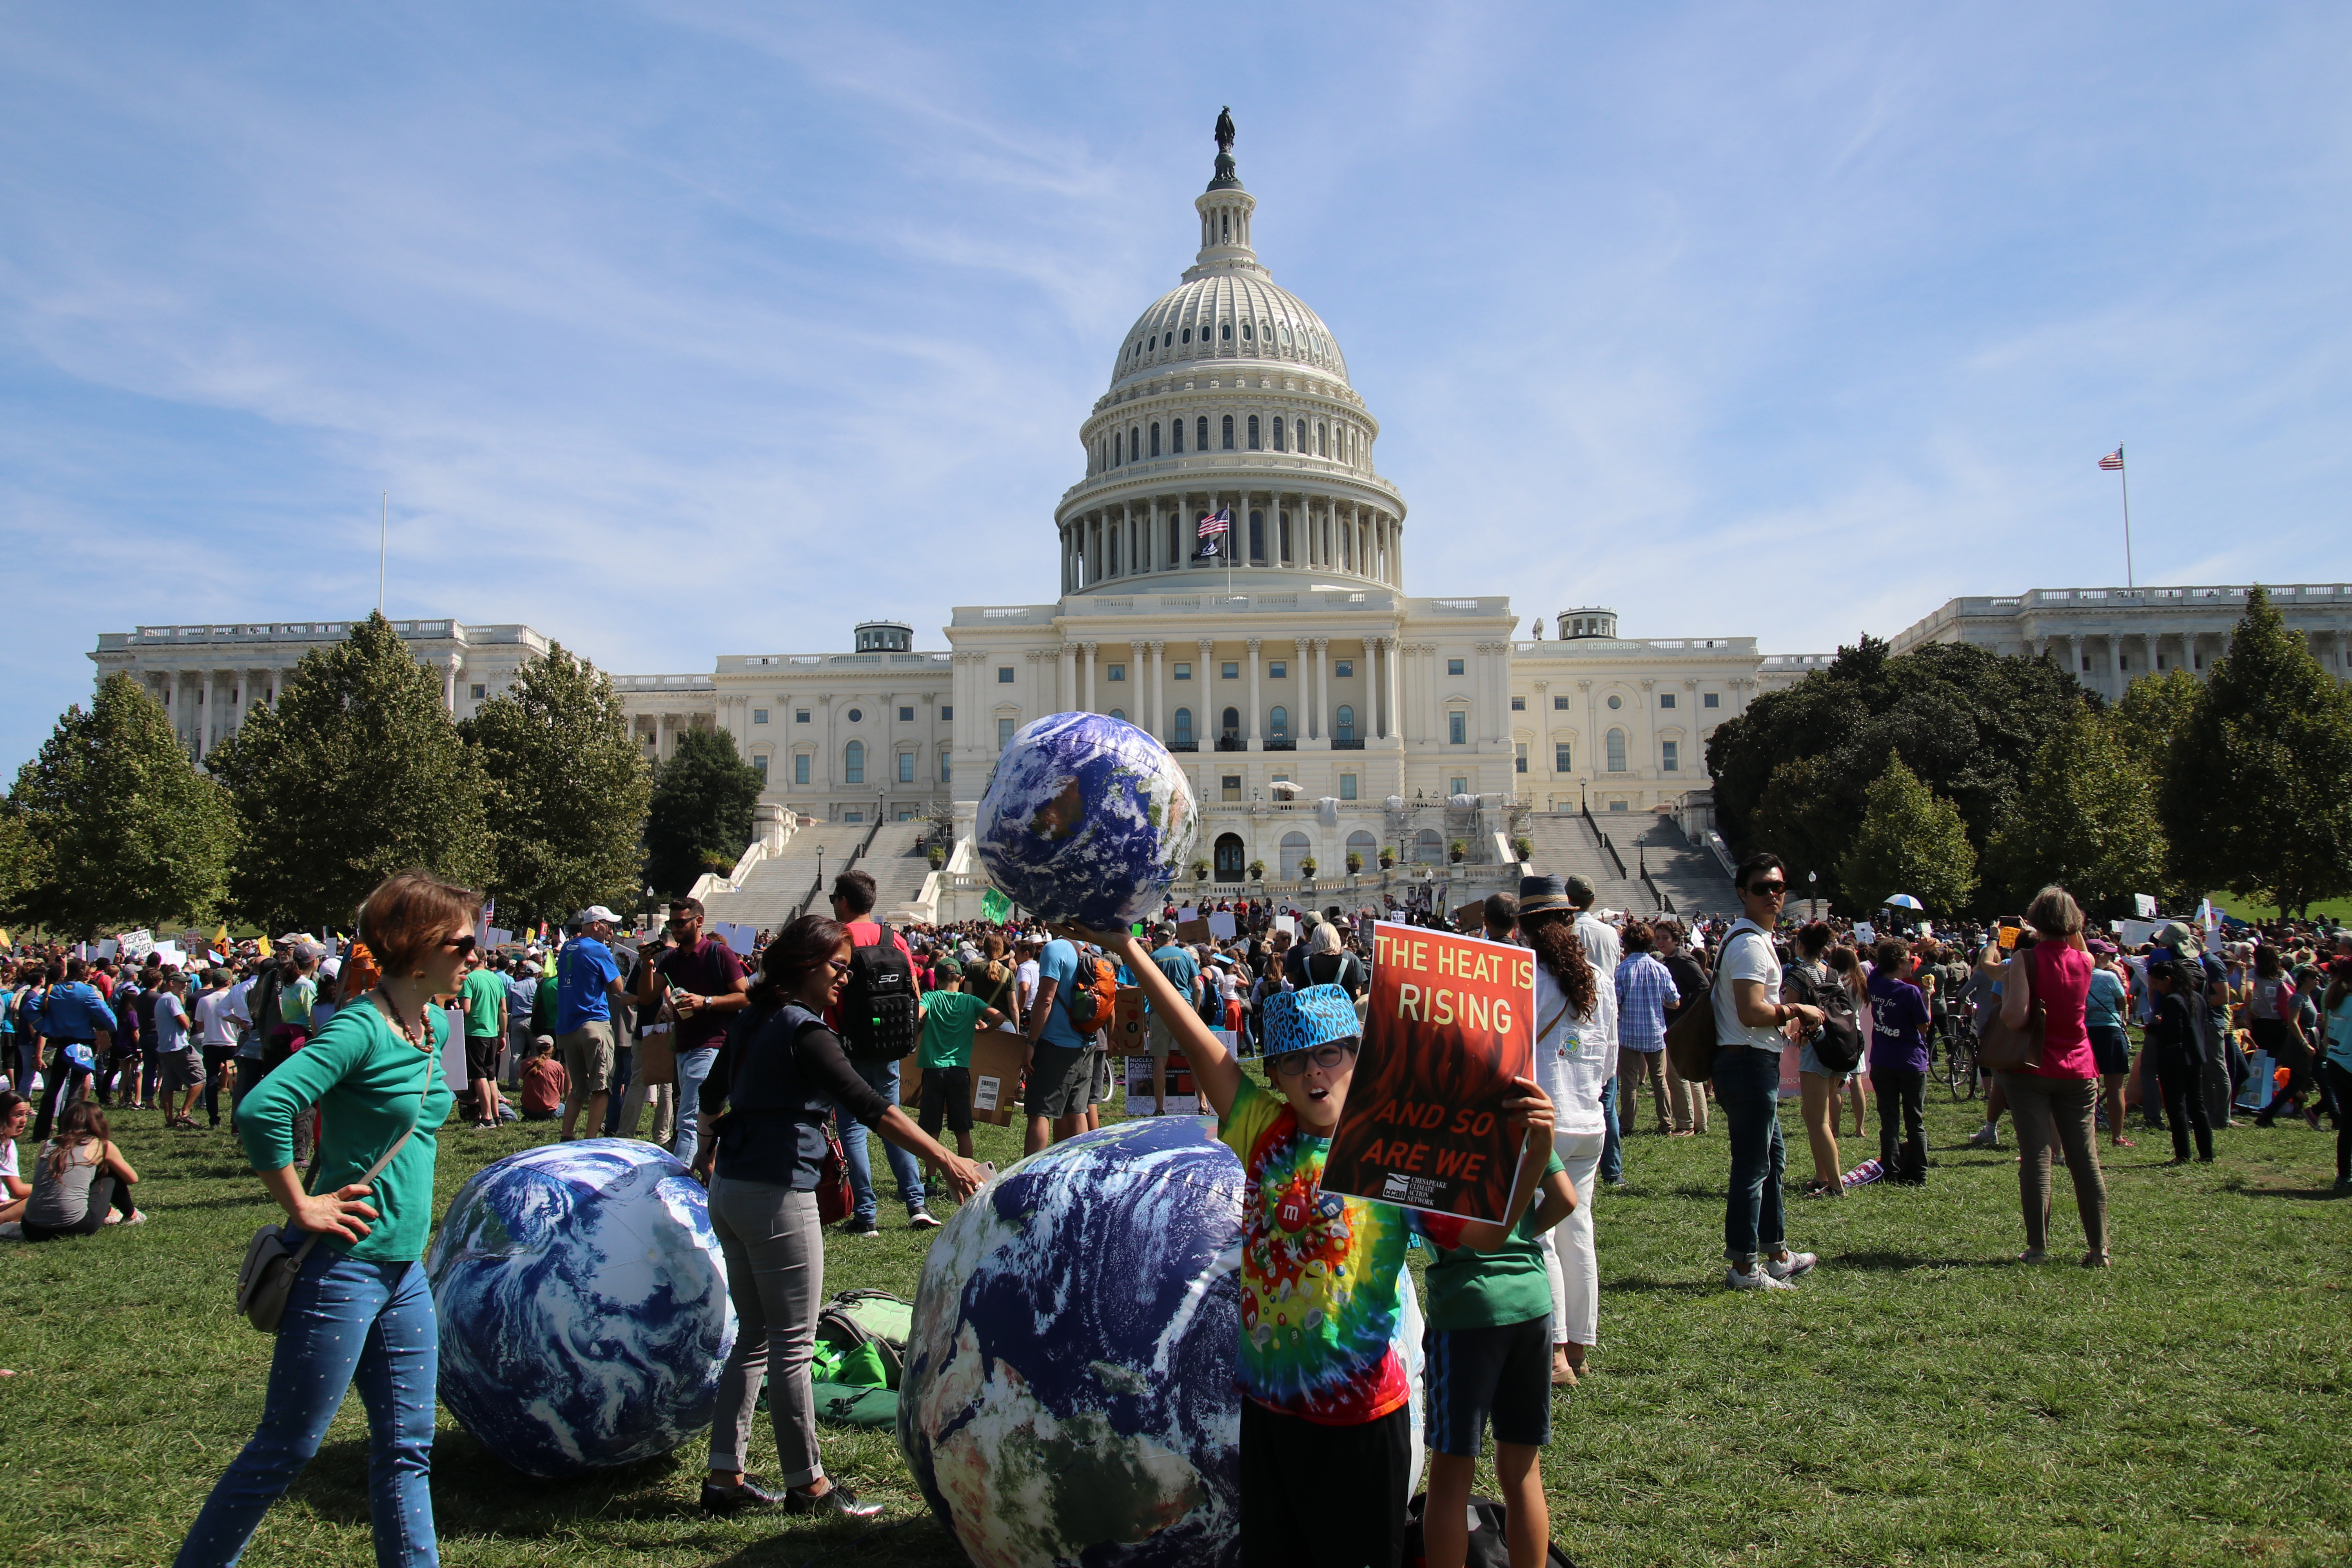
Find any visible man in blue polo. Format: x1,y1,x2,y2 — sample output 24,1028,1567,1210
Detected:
557,906,629,1141
33,958,115,1139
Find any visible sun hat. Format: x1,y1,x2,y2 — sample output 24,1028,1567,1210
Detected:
2154,920,2203,957
1262,984,1359,1057
1517,874,1575,916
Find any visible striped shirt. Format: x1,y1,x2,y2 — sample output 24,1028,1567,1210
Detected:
1613,953,1677,1052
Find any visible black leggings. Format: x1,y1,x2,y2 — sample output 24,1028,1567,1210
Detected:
33,1047,93,1141
2327,1061,2352,1182
2158,1055,2214,1162
23,1174,137,1240
1872,1068,1927,1183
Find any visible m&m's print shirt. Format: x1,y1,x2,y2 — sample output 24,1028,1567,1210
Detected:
1219,1073,1460,1425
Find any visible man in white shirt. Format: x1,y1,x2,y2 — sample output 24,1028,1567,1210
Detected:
1016,939,1043,1021
1711,854,1823,1291
1566,878,1624,1185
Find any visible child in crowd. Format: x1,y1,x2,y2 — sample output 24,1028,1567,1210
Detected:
519,1035,568,1122
0,1091,29,1227
2147,960,2214,1164
1100,923,1556,1568
916,960,1004,1165
1866,939,1931,1185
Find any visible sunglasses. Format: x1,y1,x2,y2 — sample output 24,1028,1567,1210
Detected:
826,957,853,976
1748,881,1788,897
441,933,479,956
1272,1043,1356,1076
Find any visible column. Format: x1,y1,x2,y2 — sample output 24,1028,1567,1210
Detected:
1122,501,1136,579
1491,643,1511,744
1312,637,1331,742
1147,641,1165,732
1198,639,1217,738
820,697,835,791
1058,644,1077,713
1382,637,1401,740
1246,638,1262,748
1128,641,1147,723
1081,642,1097,711
1425,646,1442,744
1147,496,1161,575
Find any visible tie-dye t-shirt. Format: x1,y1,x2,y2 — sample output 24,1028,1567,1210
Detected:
1218,1073,1419,1425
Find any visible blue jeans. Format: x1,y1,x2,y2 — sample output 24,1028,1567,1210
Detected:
177,1250,438,1567
838,1057,923,1221
671,1046,719,1168
1715,1045,1787,1267
1598,1076,1623,1181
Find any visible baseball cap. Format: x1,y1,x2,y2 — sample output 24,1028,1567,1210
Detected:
577,905,622,927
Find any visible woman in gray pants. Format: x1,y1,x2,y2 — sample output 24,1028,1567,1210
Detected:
691,915,983,1517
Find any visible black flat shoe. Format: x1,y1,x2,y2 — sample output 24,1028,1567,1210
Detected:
785,1482,883,1519
701,1478,782,1514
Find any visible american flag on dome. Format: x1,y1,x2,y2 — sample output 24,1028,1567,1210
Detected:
1196,506,1230,557
2098,446,2125,470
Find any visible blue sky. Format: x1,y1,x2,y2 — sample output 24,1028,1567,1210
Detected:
4,3,2348,772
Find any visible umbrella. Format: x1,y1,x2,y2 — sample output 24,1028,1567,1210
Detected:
1883,893,1925,910
1269,780,1304,797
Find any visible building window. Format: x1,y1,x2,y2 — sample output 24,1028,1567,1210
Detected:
1662,740,1680,772
1660,693,1677,709
897,810,913,821
1318,421,1328,456
1109,707,1126,721
796,709,810,722
1553,695,1570,710
1107,663,1126,682
1172,420,1185,453
1606,729,1627,772
1341,773,1358,800
1249,510,1263,559
1703,692,1720,709
940,705,952,720
1221,414,1235,450
1269,705,1289,741
1448,658,1465,676
844,811,864,824
844,740,864,784
1271,417,1285,452
998,718,1015,748
1221,321,1232,341
1131,425,1140,461
899,705,914,721
1335,703,1355,740
1222,662,1240,680
1449,711,1467,745
1608,694,1623,709
795,753,811,785
1197,416,1209,450
898,751,915,783
998,667,1014,683
1270,660,1287,679
469,684,486,700
1515,742,1528,773
1247,415,1261,450
1335,659,1353,678
1510,696,1526,710
846,707,862,723
1151,423,1162,457
1221,707,1241,741
753,708,769,724
753,755,768,779
1295,419,1307,452
1174,708,1194,744
1174,662,1192,680
1451,777,1468,796
940,752,952,782
1221,777,1242,804
1555,741,1572,772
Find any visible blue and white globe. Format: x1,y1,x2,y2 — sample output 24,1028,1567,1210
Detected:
424,1139,735,1477
974,711,1198,928
899,1116,1424,1568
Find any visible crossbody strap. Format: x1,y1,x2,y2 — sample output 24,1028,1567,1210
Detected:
288,1022,435,1256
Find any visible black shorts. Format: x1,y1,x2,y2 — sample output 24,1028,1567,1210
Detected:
1239,1398,1410,1568
1425,1316,1552,1455
2087,1024,2131,1078
1026,1043,1092,1118
465,1034,503,1083
920,1066,973,1133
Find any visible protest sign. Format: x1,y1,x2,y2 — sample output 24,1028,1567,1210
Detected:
1207,910,1238,941
968,1031,1027,1127
1453,900,1486,932
1274,914,1296,937
1176,917,1211,945
1124,1053,1199,1115
1853,921,1877,945
117,929,154,960
2117,918,2163,949
1321,922,1534,1221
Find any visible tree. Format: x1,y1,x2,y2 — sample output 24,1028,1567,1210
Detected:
2108,668,2202,775
208,612,493,932
1707,636,2090,912
1985,706,2169,917
2160,587,2352,916
641,727,763,897
1834,755,1976,918
4,673,234,935
461,644,652,927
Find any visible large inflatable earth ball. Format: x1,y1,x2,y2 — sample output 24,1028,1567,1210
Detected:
424,1139,735,1477
973,711,1198,928
899,1116,1425,1568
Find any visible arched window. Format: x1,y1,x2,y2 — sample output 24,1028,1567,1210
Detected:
1269,705,1289,741
1173,707,1194,744
1109,531,1119,574
1181,326,1192,344
1221,415,1235,450
1414,828,1443,864
1271,416,1285,452
1279,831,1311,879
1347,829,1377,864
1112,431,1123,466
1198,416,1211,450
1335,703,1355,741
1214,832,1246,880
1221,212,1230,243
1130,426,1140,461
1150,423,1161,457
1249,509,1264,560
1294,419,1306,452
1318,422,1328,456
1606,729,1627,773
1221,707,1241,742
1109,708,1126,722
1220,321,1232,341
1171,419,1183,454
844,739,865,784
1242,321,1254,341
1247,415,1261,450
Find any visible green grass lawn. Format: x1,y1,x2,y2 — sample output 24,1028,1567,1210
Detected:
2,1085,2345,1567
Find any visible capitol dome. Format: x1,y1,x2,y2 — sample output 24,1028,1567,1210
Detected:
1056,120,1405,598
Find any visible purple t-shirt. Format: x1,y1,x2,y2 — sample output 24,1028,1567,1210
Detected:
653,936,749,1053
1867,970,1931,1074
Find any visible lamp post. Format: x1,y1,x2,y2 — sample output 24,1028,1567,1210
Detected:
1807,869,1818,923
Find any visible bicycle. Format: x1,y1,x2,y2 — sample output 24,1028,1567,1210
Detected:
1940,1007,1980,1102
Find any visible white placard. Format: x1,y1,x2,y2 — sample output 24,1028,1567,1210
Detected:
1176,907,1198,925
1274,915,1297,936
2133,894,2158,918
117,929,154,959
1207,911,1237,940
152,942,185,969
1853,922,1877,945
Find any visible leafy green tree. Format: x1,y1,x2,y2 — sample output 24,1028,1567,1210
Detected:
461,644,652,927
641,727,763,898
2160,587,2352,916
1706,636,2089,912
1834,755,1977,918
208,612,493,932
1985,706,2169,916
2,674,234,935
2108,668,2202,775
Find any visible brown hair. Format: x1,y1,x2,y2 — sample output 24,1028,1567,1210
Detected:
1519,909,1596,1019
355,871,484,980
749,915,852,1009
2025,885,2083,939
44,1100,109,1182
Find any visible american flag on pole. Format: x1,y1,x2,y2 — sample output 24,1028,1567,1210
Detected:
2098,446,2125,470
1196,506,1230,557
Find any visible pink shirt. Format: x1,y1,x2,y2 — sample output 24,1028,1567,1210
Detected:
2028,943,2096,1080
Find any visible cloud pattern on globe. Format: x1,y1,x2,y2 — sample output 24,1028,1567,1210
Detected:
424,1139,735,1477
897,1116,1425,1568
974,711,1199,929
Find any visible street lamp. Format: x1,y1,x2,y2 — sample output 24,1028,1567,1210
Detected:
1807,869,1818,922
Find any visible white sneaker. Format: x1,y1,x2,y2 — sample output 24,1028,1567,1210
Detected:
1725,1265,1798,1291
122,1210,149,1226
1764,1249,1817,1281
1967,1124,2002,1148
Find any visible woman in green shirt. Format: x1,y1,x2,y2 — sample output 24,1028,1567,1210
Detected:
177,871,475,1568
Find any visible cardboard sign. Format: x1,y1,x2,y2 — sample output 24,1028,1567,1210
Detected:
1454,901,1487,932
1321,922,1535,1221
117,929,155,959
1125,1053,1199,1116
1176,918,1211,945
968,1029,1028,1127
1111,985,1147,1049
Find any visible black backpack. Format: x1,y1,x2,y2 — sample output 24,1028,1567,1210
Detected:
1405,1492,1575,1567
838,921,920,1063
1787,962,1864,1074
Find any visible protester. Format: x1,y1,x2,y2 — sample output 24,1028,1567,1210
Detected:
21,1100,142,1237
1867,938,1931,1186
2145,957,2214,1165
1997,887,2109,1267
1612,924,1675,1137
2247,944,2317,1129
1516,875,1612,1384
1566,877,1624,1189
556,906,628,1141
457,946,508,1129
1784,922,1848,1197
2086,946,2136,1148
1712,854,1822,1289
824,872,933,1232
914,961,1004,1163
641,897,751,1171
153,972,205,1129
690,915,981,1519
517,1036,566,1121
2321,958,2352,1190
0,1090,28,1228
32,958,113,1140
1021,931,1096,1156
1655,923,1709,1135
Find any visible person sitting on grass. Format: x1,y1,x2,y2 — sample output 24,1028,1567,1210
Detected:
915,959,1005,1174
21,1100,142,1239
518,1036,568,1122
1079,922,1558,1568
0,1091,31,1228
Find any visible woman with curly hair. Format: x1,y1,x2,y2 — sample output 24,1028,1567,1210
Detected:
1515,875,1610,1386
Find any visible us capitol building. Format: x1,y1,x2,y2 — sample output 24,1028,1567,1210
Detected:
88,125,2352,922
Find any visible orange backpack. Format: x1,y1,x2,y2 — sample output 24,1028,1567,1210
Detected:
1064,951,1120,1035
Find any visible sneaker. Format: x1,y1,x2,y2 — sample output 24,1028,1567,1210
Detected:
123,1210,147,1226
1763,1249,1817,1281
784,1481,883,1519
1967,1124,2002,1148
1725,1265,1798,1291
839,1217,882,1239
907,1207,942,1230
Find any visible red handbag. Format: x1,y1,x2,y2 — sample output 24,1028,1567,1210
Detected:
816,1120,855,1225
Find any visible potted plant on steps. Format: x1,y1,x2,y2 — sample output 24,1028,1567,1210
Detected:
1345,850,1364,875
1298,855,1317,881
1379,847,1396,871
1448,840,1467,864
1191,857,1211,883
1512,835,1533,863
1247,858,1266,883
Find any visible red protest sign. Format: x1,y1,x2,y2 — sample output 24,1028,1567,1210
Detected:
1320,921,1536,1221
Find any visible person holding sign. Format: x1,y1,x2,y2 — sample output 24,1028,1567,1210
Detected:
1067,922,1556,1568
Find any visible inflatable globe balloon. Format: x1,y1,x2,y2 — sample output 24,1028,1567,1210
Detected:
973,711,1198,928
899,1116,1425,1568
424,1138,735,1477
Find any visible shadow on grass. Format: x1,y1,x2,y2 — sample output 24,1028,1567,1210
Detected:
296,1432,693,1533
2232,1186,2348,1202
1829,1250,1987,1272
1606,1275,1721,1296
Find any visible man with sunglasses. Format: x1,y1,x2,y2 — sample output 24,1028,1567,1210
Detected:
1711,854,1825,1291
639,896,750,1171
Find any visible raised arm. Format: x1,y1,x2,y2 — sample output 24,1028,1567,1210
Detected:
1064,926,1243,1118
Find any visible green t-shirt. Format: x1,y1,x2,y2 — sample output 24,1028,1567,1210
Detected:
1423,1149,1569,1331
459,967,506,1039
918,989,988,1069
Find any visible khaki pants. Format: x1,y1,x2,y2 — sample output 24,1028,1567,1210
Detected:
2000,1071,2109,1259
1618,1047,1671,1132
1666,1054,1709,1133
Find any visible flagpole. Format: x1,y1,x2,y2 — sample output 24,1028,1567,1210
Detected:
2118,447,2134,589
378,491,388,612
